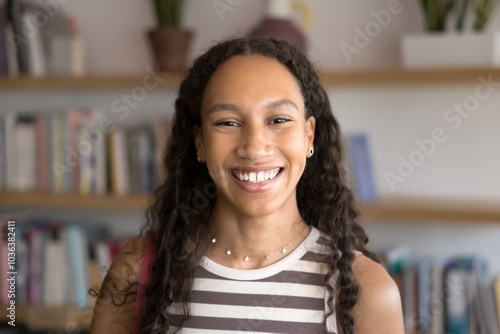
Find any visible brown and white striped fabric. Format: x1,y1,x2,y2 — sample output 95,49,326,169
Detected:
166,226,338,333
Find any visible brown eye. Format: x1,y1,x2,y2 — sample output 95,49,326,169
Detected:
216,121,239,127
270,118,291,125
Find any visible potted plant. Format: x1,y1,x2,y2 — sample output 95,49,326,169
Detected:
148,0,192,72
400,0,499,69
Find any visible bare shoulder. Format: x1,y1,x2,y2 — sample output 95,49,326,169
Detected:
108,234,146,281
89,234,147,334
351,253,405,334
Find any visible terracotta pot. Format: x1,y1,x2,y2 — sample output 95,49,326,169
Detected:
249,0,311,53
148,27,192,72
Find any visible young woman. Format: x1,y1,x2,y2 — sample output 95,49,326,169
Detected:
89,37,404,334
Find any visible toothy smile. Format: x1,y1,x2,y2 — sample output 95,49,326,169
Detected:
231,168,282,183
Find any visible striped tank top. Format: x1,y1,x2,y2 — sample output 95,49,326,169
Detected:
165,226,338,333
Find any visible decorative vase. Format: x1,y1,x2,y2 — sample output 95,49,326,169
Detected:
249,0,312,53
400,32,500,69
148,27,192,72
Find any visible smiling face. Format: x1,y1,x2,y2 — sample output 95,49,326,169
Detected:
195,55,315,218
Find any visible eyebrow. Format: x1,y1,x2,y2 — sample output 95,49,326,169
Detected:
207,99,299,115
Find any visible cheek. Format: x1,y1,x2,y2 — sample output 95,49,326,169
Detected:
280,128,307,152
204,139,230,180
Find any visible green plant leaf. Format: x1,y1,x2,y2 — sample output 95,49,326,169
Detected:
153,0,184,27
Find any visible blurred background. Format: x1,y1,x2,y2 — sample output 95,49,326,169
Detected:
0,0,499,333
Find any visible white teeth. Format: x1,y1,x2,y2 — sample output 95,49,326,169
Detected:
249,172,257,182
233,168,281,183
257,172,264,182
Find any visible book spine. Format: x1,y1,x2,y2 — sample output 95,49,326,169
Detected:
6,0,30,74
27,228,43,304
419,257,434,332
5,112,17,191
0,116,5,190
15,117,36,191
67,108,81,194
445,268,470,334
21,7,47,77
66,225,88,308
51,112,65,193
0,7,10,75
94,121,107,195
346,133,377,203
494,277,500,331
430,260,446,334
35,114,49,192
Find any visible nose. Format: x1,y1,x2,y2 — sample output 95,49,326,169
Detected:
235,122,274,161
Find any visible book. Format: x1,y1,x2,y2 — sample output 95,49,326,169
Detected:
475,281,499,334
20,3,47,77
35,114,49,192
495,276,500,330
15,115,36,191
64,221,110,308
6,0,30,74
4,111,17,191
443,256,489,334
430,258,449,334
127,126,155,194
0,5,10,75
345,133,377,203
107,129,130,195
41,226,67,306
403,262,417,332
418,257,434,332
0,115,5,189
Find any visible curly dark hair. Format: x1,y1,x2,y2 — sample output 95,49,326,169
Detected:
97,37,379,334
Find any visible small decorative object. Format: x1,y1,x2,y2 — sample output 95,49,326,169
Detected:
147,0,192,72
401,0,499,69
249,0,312,53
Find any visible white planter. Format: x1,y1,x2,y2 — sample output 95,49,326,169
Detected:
400,32,500,69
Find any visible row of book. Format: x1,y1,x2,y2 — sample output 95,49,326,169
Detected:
382,246,500,334
0,0,85,77
0,108,376,199
0,109,172,195
0,210,132,308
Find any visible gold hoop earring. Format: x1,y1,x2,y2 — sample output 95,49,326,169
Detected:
308,147,314,156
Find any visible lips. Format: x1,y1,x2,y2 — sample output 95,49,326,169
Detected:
231,168,282,183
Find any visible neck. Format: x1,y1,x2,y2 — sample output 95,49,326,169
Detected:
207,199,310,269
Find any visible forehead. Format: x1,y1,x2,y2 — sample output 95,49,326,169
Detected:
201,55,304,114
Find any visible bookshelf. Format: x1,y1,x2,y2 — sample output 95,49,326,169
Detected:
1,67,499,90
0,191,150,211
0,73,183,90
2,68,499,333
1,191,499,224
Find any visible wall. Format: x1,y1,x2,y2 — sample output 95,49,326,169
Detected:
58,0,500,73
1,0,499,272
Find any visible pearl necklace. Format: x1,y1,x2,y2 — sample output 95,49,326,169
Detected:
210,233,299,262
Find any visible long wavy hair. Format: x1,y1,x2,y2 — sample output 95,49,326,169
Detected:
121,37,378,334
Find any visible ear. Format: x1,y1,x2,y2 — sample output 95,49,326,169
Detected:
194,125,205,162
305,116,315,151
